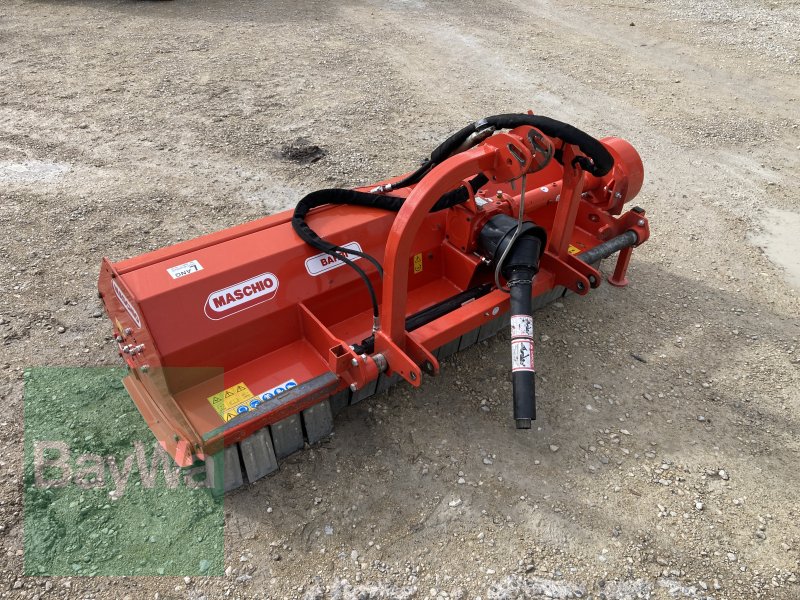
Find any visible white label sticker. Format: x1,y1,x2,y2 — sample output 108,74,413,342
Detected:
204,272,279,320
167,259,203,279
112,280,141,328
511,340,534,372
510,314,533,338
305,242,362,276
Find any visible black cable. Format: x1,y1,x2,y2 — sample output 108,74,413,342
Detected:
378,160,433,192
292,112,611,329
292,174,488,319
429,114,614,177
373,113,612,193
326,248,381,321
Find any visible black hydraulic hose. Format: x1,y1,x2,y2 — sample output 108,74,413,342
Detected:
292,112,609,331
293,173,489,234
429,114,614,178
392,114,613,190
377,161,434,193
291,174,489,319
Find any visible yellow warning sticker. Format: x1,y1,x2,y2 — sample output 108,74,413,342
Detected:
208,382,255,422
413,252,423,274
567,244,581,255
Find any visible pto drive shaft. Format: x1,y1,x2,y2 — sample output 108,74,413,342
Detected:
479,214,546,429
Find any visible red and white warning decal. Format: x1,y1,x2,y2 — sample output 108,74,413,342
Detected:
204,272,279,320
112,280,141,328
511,339,534,372
510,314,533,338
305,241,362,276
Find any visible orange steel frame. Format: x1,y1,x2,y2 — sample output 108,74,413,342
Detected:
98,124,648,466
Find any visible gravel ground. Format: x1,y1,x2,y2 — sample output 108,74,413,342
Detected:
1,0,799,599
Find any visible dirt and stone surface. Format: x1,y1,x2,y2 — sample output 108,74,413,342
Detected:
1,0,799,598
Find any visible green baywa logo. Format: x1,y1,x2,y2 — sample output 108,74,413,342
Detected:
33,440,206,497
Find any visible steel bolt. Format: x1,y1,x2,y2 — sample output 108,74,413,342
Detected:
141,365,150,373
410,372,417,381
372,353,388,372
615,192,623,199
124,328,133,335
351,358,359,367
637,219,646,227
349,383,358,392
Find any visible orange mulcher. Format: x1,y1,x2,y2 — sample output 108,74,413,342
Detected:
98,112,648,493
